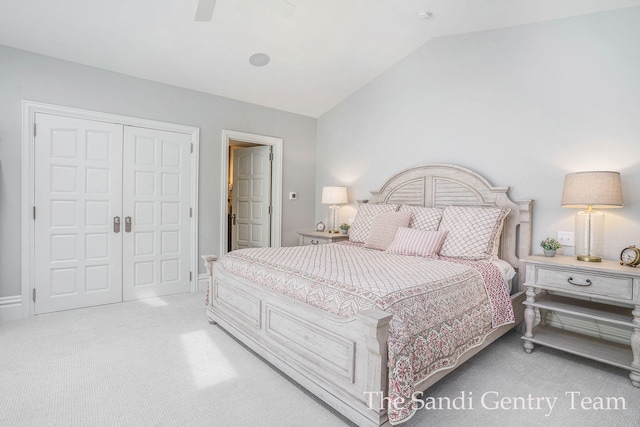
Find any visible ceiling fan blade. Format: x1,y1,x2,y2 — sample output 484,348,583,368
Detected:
268,0,297,18
194,0,216,22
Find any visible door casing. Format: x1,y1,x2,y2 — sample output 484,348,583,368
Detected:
21,100,200,319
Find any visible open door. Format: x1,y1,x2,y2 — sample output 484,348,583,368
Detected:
231,146,272,250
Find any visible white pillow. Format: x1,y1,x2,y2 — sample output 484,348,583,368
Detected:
349,204,399,243
437,206,510,260
364,211,411,251
386,227,448,258
398,205,443,231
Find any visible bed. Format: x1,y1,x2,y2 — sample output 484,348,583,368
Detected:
202,164,533,426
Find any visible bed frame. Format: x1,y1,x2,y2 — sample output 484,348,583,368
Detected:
203,164,533,426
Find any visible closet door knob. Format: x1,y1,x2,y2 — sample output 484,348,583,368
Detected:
125,216,132,233
113,216,121,233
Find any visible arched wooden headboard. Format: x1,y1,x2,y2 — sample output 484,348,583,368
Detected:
369,164,534,288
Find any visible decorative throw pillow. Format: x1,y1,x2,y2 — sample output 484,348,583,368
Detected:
385,227,448,258
399,205,443,231
363,211,412,251
349,204,399,243
437,206,510,260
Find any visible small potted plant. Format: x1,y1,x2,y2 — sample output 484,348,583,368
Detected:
540,237,561,257
339,223,350,235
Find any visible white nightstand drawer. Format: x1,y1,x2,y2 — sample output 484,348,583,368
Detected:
298,231,349,246
301,236,331,245
535,266,633,300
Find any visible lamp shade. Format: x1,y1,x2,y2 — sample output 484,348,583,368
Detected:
561,171,623,209
321,186,348,205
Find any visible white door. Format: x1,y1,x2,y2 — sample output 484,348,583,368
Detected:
34,115,194,313
34,113,124,314
122,126,192,300
232,146,272,250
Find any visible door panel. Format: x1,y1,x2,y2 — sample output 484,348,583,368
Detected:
122,126,191,300
34,113,123,314
232,146,271,250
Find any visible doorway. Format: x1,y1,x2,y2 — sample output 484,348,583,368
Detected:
229,143,272,251
220,130,282,256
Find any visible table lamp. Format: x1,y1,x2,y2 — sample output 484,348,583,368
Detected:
321,186,348,233
561,171,623,262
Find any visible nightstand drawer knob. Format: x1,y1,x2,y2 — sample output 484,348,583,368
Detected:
311,240,319,245
567,277,592,287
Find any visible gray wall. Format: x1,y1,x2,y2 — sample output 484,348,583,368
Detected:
0,45,316,298
316,7,640,261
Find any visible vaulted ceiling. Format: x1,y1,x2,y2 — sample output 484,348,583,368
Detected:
1,0,638,117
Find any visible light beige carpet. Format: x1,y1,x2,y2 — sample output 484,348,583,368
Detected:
1,292,638,426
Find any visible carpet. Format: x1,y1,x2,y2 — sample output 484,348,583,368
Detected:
1,292,638,426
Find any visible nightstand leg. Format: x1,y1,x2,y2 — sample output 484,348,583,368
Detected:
631,305,640,387
523,286,536,354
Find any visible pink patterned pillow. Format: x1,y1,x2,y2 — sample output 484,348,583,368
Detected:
437,206,510,260
386,227,448,258
363,211,411,251
349,204,399,243
398,205,443,231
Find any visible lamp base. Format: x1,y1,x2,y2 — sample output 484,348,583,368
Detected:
576,254,602,262
327,205,340,234
574,210,604,264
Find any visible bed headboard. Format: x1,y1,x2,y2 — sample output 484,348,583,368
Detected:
369,164,533,289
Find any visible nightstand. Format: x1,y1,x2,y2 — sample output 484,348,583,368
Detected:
298,231,349,246
521,255,640,387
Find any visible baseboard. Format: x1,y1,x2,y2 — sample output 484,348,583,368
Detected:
0,295,23,324
198,274,209,292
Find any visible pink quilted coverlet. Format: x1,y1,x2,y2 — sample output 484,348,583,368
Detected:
218,243,514,424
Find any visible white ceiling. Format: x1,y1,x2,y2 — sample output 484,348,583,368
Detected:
1,0,639,117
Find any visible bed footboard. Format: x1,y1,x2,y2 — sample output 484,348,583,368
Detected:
207,262,393,427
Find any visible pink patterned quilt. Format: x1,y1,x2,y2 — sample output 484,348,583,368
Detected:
218,243,514,424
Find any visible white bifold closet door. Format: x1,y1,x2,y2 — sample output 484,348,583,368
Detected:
34,114,191,314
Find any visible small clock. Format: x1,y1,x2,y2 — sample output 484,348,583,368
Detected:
315,221,326,232
620,245,640,267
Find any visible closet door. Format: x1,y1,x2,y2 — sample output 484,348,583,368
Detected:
34,113,124,314
122,126,192,300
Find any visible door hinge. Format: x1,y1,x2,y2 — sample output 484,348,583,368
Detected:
32,288,36,303
190,207,192,218
33,206,36,220
33,123,37,137
269,151,273,161
190,143,193,153
268,206,272,215
190,272,192,282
